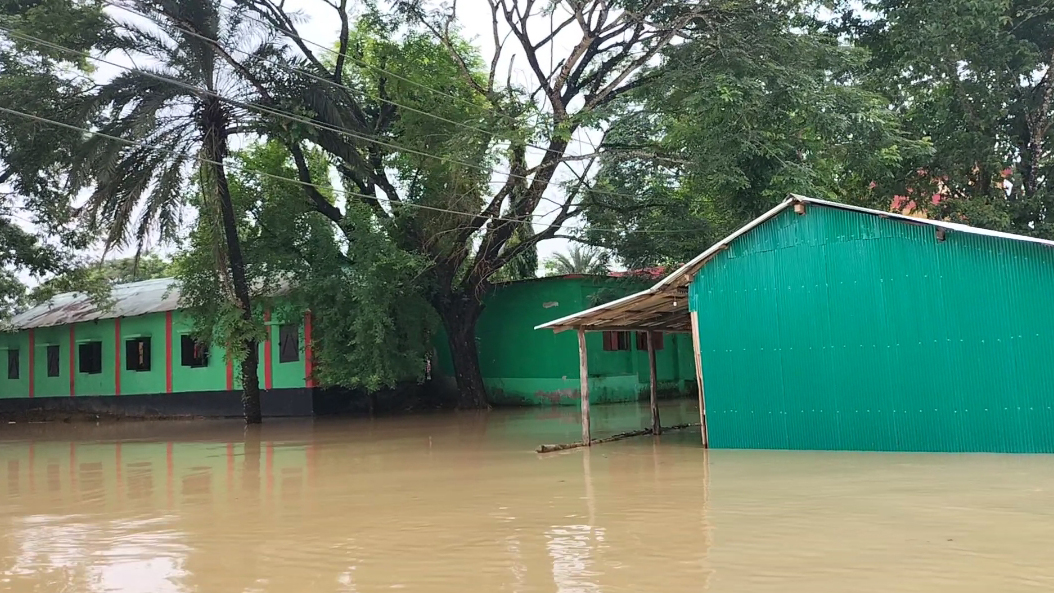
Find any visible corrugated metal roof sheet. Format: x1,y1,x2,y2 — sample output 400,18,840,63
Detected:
536,194,1054,332
9,277,181,330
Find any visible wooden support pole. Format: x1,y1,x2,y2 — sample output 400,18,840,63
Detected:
578,328,591,445
690,311,709,448
647,331,661,435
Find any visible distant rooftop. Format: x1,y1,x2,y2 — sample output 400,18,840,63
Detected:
9,278,181,331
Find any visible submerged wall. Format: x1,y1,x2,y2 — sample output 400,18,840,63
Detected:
692,204,1054,453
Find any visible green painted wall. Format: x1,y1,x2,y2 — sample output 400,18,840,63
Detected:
32,324,69,398
118,313,167,395
438,276,695,406
0,329,30,398
169,311,230,393
72,319,118,397
691,204,1054,453
268,318,309,389
0,307,311,400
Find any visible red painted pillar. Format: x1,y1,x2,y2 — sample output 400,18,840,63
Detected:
165,312,173,393
68,324,75,397
69,443,76,490
115,442,122,500
265,442,274,499
27,329,34,398
28,443,34,492
166,441,174,506
304,312,314,388
263,310,272,390
114,318,121,396
225,357,234,391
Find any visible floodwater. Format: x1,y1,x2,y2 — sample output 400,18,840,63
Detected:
1,401,1054,592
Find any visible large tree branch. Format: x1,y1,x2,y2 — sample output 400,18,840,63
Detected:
332,0,351,85
450,140,525,249
288,142,345,224
244,0,331,77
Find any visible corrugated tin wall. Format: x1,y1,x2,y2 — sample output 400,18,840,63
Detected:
691,205,1054,452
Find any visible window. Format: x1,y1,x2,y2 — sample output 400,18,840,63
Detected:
278,324,299,363
602,331,630,351
180,335,209,368
7,349,18,380
46,345,60,377
125,338,151,372
635,331,664,351
78,341,103,374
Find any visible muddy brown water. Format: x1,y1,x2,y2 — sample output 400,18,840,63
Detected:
1,400,1054,592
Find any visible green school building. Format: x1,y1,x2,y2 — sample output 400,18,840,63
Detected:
0,275,696,417
540,195,1054,453
0,278,316,417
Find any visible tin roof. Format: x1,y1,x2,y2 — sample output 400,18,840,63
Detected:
536,194,1054,333
9,277,181,330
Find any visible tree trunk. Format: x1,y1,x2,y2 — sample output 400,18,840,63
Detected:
202,97,262,424
437,298,488,409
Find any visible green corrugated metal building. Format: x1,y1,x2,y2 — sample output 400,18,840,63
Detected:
538,195,1054,453
434,275,697,405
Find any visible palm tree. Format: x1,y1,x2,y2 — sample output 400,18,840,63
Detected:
542,244,610,276
72,0,274,423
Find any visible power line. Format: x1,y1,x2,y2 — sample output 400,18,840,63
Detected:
112,1,601,159
1,26,516,188
210,0,607,155
5,23,659,206
0,104,698,234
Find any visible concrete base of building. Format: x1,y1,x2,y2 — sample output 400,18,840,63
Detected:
0,388,315,420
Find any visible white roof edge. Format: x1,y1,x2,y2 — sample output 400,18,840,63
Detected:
533,288,657,331
534,198,798,331
536,193,1054,331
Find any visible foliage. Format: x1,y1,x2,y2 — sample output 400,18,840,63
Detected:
237,0,711,406
175,141,437,390
839,0,1054,236
0,0,108,320
490,222,538,282
582,0,930,267
23,253,172,312
542,244,610,276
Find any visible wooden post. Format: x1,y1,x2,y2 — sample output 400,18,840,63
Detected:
647,331,661,435
690,311,709,448
578,328,591,445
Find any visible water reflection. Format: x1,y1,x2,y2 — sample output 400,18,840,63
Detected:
2,401,1054,592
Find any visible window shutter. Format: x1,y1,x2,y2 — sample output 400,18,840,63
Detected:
140,338,151,371
7,349,18,380
46,345,60,377
278,324,299,363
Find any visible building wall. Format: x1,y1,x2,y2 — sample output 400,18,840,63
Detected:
118,313,167,395
0,308,311,404
439,276,695,406
691,204,1054,453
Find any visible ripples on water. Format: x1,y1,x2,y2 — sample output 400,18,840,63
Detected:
0,400,1053,592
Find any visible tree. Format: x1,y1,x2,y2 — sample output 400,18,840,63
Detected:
25,253,173,308
580,0,928,267
234,0,714,407
176,141,437,393
0,0,109,321
841,0,1054,236
67,0,275,423
542,244,609,276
